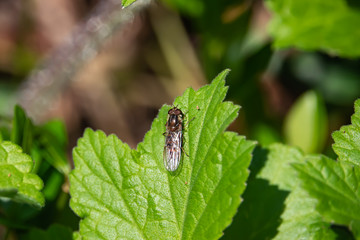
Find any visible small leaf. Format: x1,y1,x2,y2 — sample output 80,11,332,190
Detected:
294,155,360,239
258,144,336,239
284,91,327,154
266,0,360,58
40,120,67,147
0,141,44,208
332,98,360,166
36,120,70,175
122,0,137,7
11,105,34,154
42,170,64,201
7,105,70,174
69,70,255,239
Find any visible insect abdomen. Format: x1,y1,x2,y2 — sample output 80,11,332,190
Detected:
163,131,182,172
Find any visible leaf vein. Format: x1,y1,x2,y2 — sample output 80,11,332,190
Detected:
182,104,237,238
181,85,220,238
302,161,359,207
72,173,134,227
148,126,181,236
191,138,251,236
107,143,147,239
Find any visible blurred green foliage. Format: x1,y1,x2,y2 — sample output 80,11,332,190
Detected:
22,224,72,240
267,0,360,58
0,105,76,240
5,105,70,175
163,0,360,153
284,91,328,153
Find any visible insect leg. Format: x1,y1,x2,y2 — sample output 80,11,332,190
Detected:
181,146,189,157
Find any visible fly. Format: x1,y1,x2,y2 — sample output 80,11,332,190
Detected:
163,107,184,172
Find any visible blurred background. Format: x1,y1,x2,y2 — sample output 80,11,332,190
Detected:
0,0,360,238
1,0,360,154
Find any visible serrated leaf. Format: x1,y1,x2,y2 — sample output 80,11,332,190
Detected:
294,155,360,239
332,98,360,167
69,70,255,240
257,143,304,191
258,144,336,239
0,141,44,208
284,91,327,154
23,224,72,240
274,188,336,240
267,0,360,58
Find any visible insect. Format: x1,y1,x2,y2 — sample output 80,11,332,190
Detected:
163,107,184,172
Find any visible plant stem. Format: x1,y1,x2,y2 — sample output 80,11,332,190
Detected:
17,0,152,121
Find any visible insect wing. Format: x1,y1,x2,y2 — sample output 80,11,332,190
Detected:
163,131,182,172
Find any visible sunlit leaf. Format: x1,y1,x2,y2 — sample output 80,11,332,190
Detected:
122,0,137,8
267,0,360,58
332,98,360,166
294,156,360,239
259,144,336,239
69,70,255,239
274,188,336,240
0,141,44,208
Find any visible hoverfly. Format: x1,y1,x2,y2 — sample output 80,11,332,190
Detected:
163,107,184,172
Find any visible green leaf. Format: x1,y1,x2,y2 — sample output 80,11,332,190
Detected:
42,170,64,201
23,224,72,240
7,105,70,175
11,105,34,154
36,120,70,175
0,141,44,208
332,98,360,167
73,232,81,240
267,0,360,58
122,0,137,7
40,120,67,147
69,70,255,239
294,155,360,239
284,91,327,154
274,188,336,240
258,144,336,239
257,143,304,191
292,99,360,239
222,147,289,240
